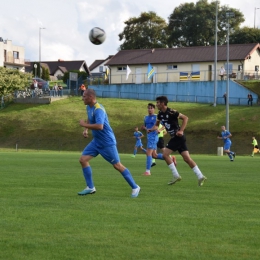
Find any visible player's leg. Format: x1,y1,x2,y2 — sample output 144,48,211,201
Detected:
78,141,97,195
102,145,140,198
144,148,153,175
180,150,206,186
162,147,181,185
132,144,138,157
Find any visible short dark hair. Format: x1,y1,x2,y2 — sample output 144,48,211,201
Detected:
147,103,155,109
156,96,168,105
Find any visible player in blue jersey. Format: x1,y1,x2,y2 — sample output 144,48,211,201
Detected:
148,96,207,186
142,103,166,176
131,126,146,158
217,125,236,161
77,89,140,198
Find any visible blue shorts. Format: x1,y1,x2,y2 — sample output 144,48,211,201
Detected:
135,140,143,147
82,140,120,165
224,140,232,150
147,135,158,150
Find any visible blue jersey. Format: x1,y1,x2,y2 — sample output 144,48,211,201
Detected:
134,131,143,140
86,102,116,147
144,114,158,140
221,130,231,143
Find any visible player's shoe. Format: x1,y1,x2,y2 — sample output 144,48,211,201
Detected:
230,159,234,161
131,185,140,198
233,152,236,158
198,176,207,186
78,186,96,195
172,156,177,166
151,162,156,167
143,172,151,176
131,155,135,158
168,176,182,185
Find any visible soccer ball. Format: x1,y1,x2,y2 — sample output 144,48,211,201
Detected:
89,27,106,45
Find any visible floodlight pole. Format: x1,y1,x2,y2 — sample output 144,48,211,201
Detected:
213,1,218,107
225,11,234,130
39,27,46,78
254,7,260,28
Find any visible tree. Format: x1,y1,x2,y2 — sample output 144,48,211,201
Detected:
119,11,168,50
0,67,32,97
41,66,50,81
229,27,260,44
167,0,245,47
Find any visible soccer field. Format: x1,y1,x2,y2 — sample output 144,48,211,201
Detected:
1,152,260,260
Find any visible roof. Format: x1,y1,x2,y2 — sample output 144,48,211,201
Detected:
89,55,114,71
106,43,260,66
26,60,90,75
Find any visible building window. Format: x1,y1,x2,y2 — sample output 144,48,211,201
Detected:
117,66,126,71
99,66,104,72
255,65,259,72
238,65,243,71
13,51,19,59
167,65,178,70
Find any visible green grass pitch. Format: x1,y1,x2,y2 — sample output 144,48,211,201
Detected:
1,152,260,260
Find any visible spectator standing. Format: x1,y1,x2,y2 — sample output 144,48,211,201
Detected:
53,83,58,97
79,84,86,96
219,66,225,81
58,85,63,97
223,93,227,105
31,79,38,97
247,93,253,106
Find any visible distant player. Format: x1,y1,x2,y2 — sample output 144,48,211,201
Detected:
142,103,165,176
217,125,236,161
251,136,259,157
131,126,146,158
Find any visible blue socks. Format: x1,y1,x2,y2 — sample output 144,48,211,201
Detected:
146,155,152,170
121,169,137,189
82,166,94,189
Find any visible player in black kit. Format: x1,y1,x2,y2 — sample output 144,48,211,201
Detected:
148,96,207,186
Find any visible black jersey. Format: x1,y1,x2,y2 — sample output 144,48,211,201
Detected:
157,107,180,137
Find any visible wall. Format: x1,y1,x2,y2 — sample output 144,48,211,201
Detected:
91,80,258,106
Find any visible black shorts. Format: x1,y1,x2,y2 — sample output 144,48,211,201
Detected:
157,137,165,149
166,135,188,154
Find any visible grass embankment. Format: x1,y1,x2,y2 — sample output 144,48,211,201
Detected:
0,95,259,154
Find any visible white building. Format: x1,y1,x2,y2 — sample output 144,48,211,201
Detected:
0,37,28,72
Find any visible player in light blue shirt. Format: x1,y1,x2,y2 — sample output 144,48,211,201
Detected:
142,103,164,175
77,89,140,198
217,125,236,161
131,126,146,157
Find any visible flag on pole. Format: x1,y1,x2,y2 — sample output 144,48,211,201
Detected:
147,63,155,79
104,67,109,80
126,65,131,80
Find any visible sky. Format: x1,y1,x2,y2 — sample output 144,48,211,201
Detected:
1,0,259,67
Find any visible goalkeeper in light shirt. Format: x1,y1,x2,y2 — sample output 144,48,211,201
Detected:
251,136,259,157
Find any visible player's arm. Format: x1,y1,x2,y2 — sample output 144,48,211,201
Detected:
148,120,160,133
79,108,104,130
158,124,165,133
79,120,103,130
176,113,188,136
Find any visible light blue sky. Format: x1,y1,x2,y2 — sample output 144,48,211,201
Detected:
0,0,259,66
